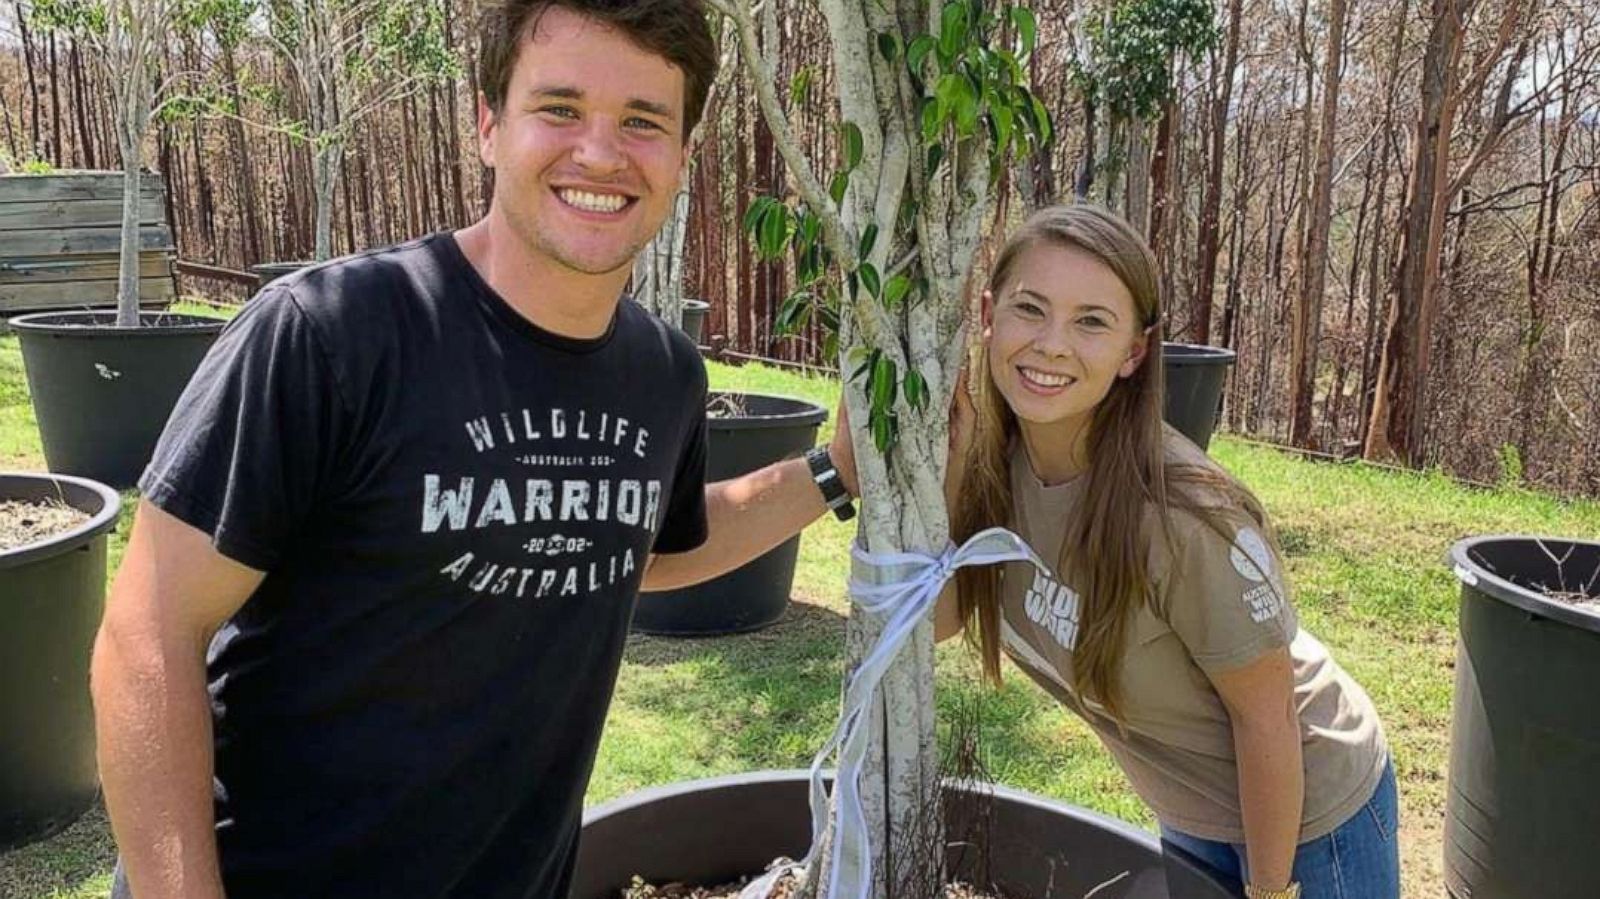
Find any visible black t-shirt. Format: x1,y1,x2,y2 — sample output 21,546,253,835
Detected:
138,233,709,898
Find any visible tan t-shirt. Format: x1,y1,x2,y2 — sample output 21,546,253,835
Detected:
997,433,1387,843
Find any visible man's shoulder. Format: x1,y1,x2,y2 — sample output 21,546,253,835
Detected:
265,234,455,321
613,299,707,388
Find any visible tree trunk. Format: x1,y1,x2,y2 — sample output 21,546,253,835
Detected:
116,140,142,326
1192,0,1242,349
631,185,691,324
1366,0,1465,463
1515,72,1573,475
1147,99,1176,261
47,31,62,165
1124,116,1151,232
222,47,263,264
69,41,96,168
313,142,342,261
1290,0,1349,449
17,1,42,158
1074,96,1097,201
1358,0,1410,451
718,0,997,892
341,141,358,254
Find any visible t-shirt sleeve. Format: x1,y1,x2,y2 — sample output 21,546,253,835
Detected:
1160,511,1297,673
137,290,351,571
649,368,709,554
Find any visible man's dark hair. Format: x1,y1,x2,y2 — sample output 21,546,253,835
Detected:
478,1,718,142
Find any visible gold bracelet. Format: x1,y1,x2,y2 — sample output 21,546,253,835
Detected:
1243,883,1301,899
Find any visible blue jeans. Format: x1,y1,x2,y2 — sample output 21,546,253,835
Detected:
1159,758,1400,899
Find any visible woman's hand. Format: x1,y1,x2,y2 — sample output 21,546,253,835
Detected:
945,364,975,509
827,396,861,499
828,364,974,506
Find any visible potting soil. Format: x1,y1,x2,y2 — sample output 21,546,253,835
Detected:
0,499,89,552
620,872,1001,898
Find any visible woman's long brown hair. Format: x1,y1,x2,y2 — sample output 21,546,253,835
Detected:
952,204,1268,722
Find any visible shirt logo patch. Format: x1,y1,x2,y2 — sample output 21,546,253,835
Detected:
1229,527,1284,623
1024,571,1081,651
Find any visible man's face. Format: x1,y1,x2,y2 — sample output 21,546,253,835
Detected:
478,7,688,277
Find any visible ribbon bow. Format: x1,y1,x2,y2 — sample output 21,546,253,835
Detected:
741,527,1054,899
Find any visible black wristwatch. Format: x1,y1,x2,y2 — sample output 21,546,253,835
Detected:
805,446,856,521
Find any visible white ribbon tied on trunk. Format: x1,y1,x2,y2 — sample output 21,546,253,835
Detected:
740,527,1055,899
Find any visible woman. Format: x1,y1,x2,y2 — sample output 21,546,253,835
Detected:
838,204,1398,899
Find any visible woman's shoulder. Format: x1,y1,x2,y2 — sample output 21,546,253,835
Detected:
1145,429,1274,570
1157,429,1256,521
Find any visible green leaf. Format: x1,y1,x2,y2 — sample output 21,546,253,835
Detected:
818,287,841,334
859,262,881,300
871,354,898,411
801,212,822,247
858,224,879,261
870,407,896,454
757,206,789,260
992,105,1014,155
904,369,928,412
841,122,864,173
877,32,901,63
775,291,813,336
742,197,776,236
850,348,877,383
883,274,912,309
926,143,946,174
1032,95,1053,145
789,67,814,106
938,2,969,63
935,73,965,118
954,76,980,134
906,35,936,76
797,244,824,285
920,99,943,143
1010,6,1038,56
830,171,850,205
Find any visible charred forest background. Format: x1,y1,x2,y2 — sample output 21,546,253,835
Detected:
2,0,1598,497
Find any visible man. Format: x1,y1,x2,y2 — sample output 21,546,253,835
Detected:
93,3,857,897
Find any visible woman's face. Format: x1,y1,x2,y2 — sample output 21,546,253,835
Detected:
982,241,1149,448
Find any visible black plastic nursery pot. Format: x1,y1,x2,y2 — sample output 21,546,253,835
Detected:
680,299,711,346
1444,535,1600,899
571,770,1239,899
1161,343,1236,451
9,311,225,488
250,260,315,290
0,472,121,851
632,393,827,636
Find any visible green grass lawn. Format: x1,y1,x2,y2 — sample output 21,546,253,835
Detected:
3,330,1599,898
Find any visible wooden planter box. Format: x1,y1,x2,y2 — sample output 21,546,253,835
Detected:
0,171,177,316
